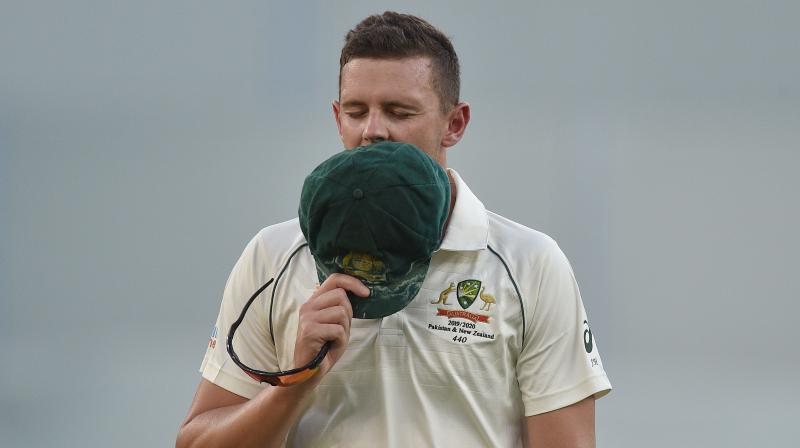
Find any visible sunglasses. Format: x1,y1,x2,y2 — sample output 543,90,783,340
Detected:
226,278,330,387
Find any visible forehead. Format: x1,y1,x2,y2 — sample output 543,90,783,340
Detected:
339,57,437,106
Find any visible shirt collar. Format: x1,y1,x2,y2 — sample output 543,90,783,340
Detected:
437,168,489,252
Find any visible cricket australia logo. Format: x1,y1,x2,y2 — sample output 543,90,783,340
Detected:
457,279,481,309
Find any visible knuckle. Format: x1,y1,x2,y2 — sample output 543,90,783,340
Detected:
298,314,315,333
326,273,344,283
342,298,353,316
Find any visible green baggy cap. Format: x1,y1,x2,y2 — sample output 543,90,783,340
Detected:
299,141,451,318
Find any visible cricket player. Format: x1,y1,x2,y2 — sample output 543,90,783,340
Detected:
177,11,611,448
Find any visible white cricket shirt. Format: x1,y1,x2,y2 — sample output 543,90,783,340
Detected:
200,169,612,447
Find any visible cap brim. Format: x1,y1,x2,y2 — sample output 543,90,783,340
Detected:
314,256,429,319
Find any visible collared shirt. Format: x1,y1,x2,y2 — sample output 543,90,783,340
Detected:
200,169,612,447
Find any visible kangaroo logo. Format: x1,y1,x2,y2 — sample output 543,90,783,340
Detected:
431,282,456,305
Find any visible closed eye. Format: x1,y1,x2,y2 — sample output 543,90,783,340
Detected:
390,110,414,119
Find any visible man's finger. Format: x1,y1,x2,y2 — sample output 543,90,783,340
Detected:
308,323,349,349
307,288,353,317
312,306,352,330
315,273,370,298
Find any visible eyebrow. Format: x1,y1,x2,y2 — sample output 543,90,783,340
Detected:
340,100,421,110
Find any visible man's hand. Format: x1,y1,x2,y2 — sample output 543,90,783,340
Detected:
176,274,370,448
293,273,370,377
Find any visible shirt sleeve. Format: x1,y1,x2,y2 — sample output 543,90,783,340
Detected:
198,230,280,399
516,243,612,416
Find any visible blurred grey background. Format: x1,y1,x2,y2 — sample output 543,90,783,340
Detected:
2,1,798,446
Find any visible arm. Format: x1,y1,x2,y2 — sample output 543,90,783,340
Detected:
176,274,369,448
523,396,596,448
176,378,316,448
516,243,611,447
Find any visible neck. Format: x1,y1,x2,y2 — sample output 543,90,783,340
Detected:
443,169,457,232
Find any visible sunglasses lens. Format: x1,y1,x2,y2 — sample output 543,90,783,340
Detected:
244,367,321,386
278,367,321,386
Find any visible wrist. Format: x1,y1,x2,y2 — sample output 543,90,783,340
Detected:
254,377,318,418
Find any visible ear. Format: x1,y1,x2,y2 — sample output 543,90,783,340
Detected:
332,100,343,138
440,102,470,148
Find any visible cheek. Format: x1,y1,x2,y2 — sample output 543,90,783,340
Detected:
401,123,441,151
338,121,362,143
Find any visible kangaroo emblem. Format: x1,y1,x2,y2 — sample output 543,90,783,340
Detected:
479,286,496,311
432,282,456,305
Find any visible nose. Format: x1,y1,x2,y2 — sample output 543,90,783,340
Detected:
361,111,389,145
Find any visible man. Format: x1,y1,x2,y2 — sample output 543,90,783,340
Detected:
177,11,611,447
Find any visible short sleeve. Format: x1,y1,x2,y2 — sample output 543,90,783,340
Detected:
198,230,280,399
516,244,612,416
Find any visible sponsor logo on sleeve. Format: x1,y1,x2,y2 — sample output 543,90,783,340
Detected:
208,326,218,350
584,319,601,367
583,320,593,353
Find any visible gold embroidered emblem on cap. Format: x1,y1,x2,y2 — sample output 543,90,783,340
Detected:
340,252,387,283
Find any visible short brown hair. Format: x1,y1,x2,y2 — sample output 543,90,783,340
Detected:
339,11,460,114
